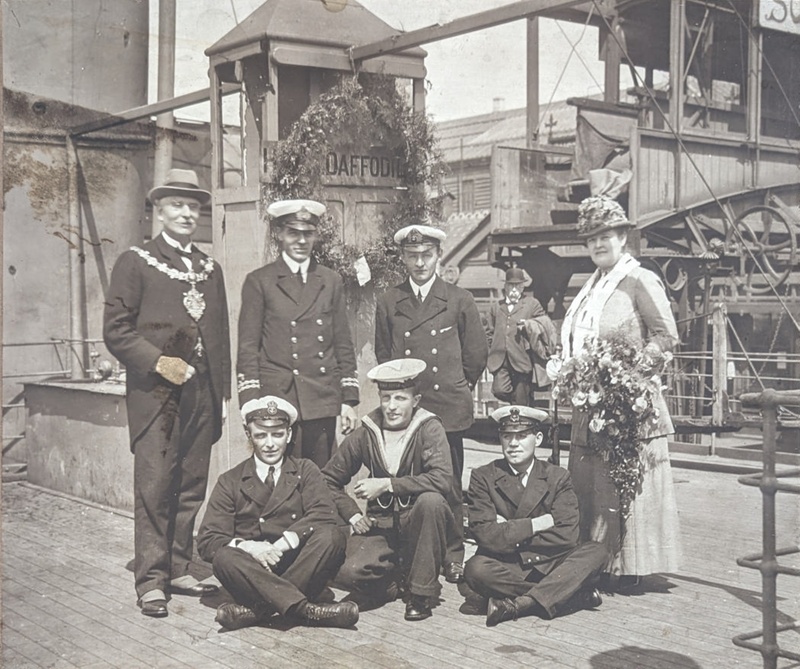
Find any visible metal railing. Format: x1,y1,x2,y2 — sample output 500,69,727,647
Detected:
733,389,800,669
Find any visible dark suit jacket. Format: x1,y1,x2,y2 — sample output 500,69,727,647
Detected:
197,455,340,563
468,458,580,574
237,257,358,420
103,235,231,449
375,276,488,432
486,295,546,374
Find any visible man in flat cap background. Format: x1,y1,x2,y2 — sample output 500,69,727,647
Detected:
322,359,456,621
486,267,557,407
237,199,359,470
375,223,488,584
464,405,607,627
104,168,230,617
197,395,358,631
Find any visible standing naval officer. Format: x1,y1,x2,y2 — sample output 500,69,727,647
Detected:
104,168,230,617
375,224,488,583
237,199,359,469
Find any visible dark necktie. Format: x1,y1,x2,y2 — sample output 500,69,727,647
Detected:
264,466,275,499
175,248,193,270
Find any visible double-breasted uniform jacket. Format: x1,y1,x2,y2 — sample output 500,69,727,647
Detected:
103,235,231,449
237,257,359,420
468,458,580,574
375,277,488,432
570,266,679,447
486,295,556,387
197,455,340,564
322,407,453,530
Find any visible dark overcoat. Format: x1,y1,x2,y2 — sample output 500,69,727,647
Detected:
103,235,231,449
237,257,358,420
196,455,340,563
375,276,488,432
468,458,580,575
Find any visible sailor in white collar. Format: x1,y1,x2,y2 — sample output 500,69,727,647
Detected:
322,359,456,622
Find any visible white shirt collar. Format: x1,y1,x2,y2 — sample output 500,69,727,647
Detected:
509,459,536,487
253,455,283,484
161,231,193,254
409,274,437,301
282,252,310,278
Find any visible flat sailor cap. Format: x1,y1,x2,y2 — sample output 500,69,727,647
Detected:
267,199,326,230
394,224,446,250
367,358,426,390
241,396,298,427
490,405,549,433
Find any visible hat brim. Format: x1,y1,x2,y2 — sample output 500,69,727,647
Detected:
279,219,319,231
577,220,633,240
149,185,211,205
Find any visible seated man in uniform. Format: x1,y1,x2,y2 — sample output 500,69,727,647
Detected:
464,405,608,627
322,359,455,621
197,396,359,630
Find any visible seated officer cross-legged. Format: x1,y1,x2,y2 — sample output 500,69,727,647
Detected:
322,359,456,622
196,396,358,631
464,406,608,627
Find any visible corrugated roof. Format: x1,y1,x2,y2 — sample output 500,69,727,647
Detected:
436,99,580,163
206,0,425,57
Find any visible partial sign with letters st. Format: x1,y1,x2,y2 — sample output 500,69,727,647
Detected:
759,0,800,35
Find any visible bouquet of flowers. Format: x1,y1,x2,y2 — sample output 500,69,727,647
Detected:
552,328,672,516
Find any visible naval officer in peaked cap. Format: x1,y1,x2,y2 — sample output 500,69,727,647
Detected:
197,395,358,631
237,199,360,470
463,405,607,627
374,223,488,585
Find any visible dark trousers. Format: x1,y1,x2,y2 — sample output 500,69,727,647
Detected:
336,492,451,598
491,365,532,406
464,542,608,618
445,431,465,564
291,416,337,470
133,365,218,599
213,526,346,617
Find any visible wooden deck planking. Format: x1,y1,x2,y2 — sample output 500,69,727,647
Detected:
4,462,800,669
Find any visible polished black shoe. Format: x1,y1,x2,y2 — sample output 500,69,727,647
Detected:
168,582,220,597
302,601,359,628
215,603,262,630
444,562,465,584
486,597,518,627
138,598,168,618
576,587,603,609
404,595,432,621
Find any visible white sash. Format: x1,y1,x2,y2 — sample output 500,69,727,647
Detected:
560,253,639,360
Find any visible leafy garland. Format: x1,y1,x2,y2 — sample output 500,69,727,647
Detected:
263,74,446,290
551,328,672,517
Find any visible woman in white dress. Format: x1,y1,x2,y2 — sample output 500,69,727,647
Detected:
556,195,681,589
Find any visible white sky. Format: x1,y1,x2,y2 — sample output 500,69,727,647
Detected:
151,0,618,123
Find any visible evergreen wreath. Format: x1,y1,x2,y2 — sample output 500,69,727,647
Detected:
263,74,446,290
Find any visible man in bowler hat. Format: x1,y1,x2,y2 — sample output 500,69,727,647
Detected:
237,199,359,469
486,267,557,406
104,168,230,617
